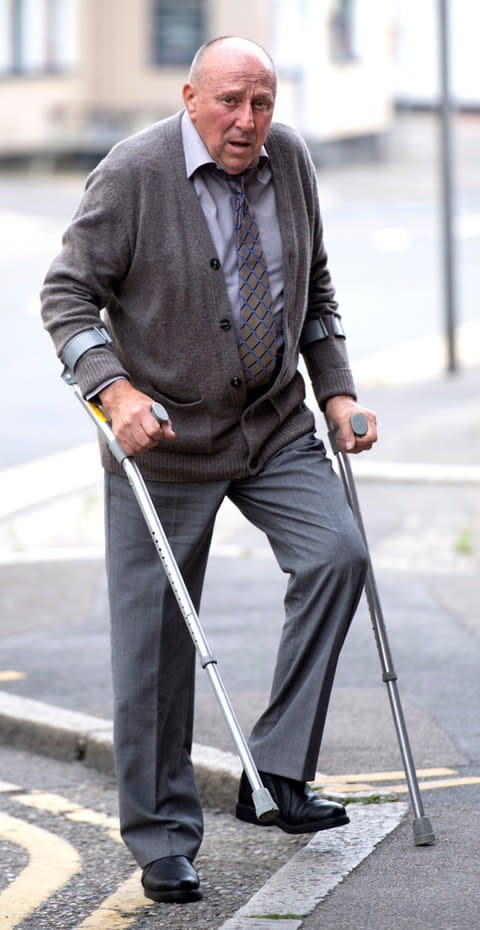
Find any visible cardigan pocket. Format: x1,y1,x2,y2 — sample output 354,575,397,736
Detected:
153,390,213,454
269,371,306,424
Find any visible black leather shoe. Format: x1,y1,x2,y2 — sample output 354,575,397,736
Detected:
236,771,349,835
141,855,202,903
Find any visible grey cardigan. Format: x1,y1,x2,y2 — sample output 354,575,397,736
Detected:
41,111,356,481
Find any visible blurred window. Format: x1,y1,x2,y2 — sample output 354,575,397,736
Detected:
0,0,77,76
151,0,206,66
0,2,11,73
329,0,357,63
47,0,77,71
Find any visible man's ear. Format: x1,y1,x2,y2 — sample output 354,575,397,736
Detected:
182,82,197,120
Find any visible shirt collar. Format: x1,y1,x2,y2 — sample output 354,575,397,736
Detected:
181,110,269,180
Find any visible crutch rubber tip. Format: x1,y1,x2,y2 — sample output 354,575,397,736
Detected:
412,815,435,846
252,788,280,823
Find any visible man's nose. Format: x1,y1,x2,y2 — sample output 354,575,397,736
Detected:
235,101,255,130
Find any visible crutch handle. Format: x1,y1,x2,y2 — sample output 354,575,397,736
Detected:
350,412,368,436
328,412,368,456
151,401,170,424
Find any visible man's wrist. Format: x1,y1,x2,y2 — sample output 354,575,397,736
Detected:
98,377,131,410
325,394,356,415
87,376,127,403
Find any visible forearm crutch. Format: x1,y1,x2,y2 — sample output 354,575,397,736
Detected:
327,412,435,846
65,378,279,824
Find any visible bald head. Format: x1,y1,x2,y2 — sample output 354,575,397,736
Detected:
188,36,277,93
183,36,277,175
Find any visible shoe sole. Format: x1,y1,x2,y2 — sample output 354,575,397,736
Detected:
143,887,202,903
235,802,350,835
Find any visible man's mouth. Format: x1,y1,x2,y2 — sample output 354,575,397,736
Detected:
228,139,251,150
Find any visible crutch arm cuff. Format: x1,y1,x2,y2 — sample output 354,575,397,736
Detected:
61,326,113,375
299,315,345,350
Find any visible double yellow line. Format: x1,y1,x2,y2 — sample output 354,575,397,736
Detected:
0,783,151,929
313,766,480,797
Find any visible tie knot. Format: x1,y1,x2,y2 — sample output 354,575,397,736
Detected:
214,165,245,195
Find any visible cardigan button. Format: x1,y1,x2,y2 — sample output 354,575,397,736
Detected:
210,258,221,269
230,377,242,388
219,318,231,331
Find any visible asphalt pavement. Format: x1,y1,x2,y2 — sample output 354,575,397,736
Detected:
1,359,480,928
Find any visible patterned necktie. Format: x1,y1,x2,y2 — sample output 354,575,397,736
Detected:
217,168,277,388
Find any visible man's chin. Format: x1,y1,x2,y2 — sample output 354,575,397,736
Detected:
218,153,255,175
224,140,260,169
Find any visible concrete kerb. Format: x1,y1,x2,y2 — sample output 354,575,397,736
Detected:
0,689,242,809
0,690,113,771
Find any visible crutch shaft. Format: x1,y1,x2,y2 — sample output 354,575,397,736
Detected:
122,457,272,795
70,384,279,822
327,413,435,846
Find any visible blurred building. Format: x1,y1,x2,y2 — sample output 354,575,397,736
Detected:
0,0,394,165
393,0,480,110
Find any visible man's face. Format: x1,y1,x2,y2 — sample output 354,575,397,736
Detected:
183,42,276,175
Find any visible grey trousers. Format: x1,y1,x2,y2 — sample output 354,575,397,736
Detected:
104,433,367,867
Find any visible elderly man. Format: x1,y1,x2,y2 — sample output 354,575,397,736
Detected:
41,36,377,904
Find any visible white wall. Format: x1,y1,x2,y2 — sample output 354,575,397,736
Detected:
273,0,393,142
393,0,480,107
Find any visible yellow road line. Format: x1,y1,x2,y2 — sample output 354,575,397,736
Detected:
0,781,21,793
318,782,381,793
67,808,120,843
380,776,480,794
76,870,152,929
16,791,121,843
313,767,480,795
15,791,80,814
0,671,26,682
0,811,81,928
314,767,456,785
